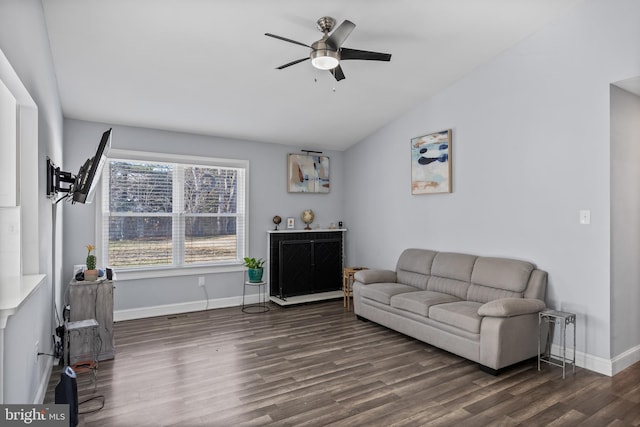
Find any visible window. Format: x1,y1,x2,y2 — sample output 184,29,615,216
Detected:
99,150,247,274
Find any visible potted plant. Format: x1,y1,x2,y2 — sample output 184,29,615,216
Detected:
84,244,98,281
243,257,265,282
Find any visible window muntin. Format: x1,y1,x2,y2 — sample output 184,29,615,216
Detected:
101,154,246,271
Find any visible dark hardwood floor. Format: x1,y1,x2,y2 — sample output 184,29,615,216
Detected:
44,300,640,426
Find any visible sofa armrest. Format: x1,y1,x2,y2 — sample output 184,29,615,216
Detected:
478,298,545,318
353,269,397,284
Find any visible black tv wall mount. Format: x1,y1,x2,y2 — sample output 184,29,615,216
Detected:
46,158,75,197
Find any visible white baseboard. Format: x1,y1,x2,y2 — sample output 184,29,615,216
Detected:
580,350,613,376
114,294,264,322
548,343,640,377
611,344,640,375
34,356,54,404
548,343,610,376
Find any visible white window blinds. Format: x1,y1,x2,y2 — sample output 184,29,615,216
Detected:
100,153,246,270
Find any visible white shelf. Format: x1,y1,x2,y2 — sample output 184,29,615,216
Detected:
0,274,47,329
267,228,346,234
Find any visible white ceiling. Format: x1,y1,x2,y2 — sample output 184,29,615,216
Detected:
42,0,584,151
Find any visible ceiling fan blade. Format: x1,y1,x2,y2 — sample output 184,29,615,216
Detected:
330,65,346,82
340,48,392,62
276,57,310,69
265,33,310,48
326,20,356,49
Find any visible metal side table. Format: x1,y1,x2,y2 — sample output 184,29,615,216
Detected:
538,309,576,379
242,280,270,313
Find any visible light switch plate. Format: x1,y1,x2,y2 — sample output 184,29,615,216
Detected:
579,210,590,225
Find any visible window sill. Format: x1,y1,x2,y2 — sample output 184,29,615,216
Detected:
112,264,244,281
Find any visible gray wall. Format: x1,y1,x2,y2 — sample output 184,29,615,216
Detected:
610,85,640,358
1,0,638,401
0,0,64,403
344,0,640,365
62,119,345,314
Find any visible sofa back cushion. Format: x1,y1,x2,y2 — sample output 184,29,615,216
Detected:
427,277,470,299
426,252,476,298
395,249,437,289
467,257,534,303
393,249,545,303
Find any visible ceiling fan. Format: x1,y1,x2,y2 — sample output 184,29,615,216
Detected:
265,16,392,82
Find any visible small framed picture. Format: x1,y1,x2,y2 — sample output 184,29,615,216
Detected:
287,217,295,229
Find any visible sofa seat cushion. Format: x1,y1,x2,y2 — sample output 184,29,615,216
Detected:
359,283,419,305
390,291,461,317
428,301,484,334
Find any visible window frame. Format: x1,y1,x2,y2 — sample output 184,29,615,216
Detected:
96,148,249,280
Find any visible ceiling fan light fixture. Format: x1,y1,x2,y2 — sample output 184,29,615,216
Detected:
310,49,339,70
266,16,391,81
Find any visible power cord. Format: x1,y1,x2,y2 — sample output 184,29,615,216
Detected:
202,285,210,311
79,395,105,414
53,193,71,205
37,352,59,358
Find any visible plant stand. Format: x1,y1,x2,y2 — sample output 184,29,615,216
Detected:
242,280,269,313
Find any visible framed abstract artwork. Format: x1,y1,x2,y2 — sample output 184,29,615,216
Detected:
411,129,452,194
287,153,330,193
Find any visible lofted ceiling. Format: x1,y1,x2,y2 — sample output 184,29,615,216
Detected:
42,0,583,151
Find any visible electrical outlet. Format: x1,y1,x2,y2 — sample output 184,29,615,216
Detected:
198,276,205,287
34,341,39,364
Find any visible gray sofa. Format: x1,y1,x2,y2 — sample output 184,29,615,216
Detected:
353,248,547,373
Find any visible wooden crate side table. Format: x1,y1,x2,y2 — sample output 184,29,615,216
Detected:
65,318,100,388
69,279,115,361
538,309,576,379
343,267,367,311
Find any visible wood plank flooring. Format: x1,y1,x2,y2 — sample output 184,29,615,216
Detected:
44,300,640,426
